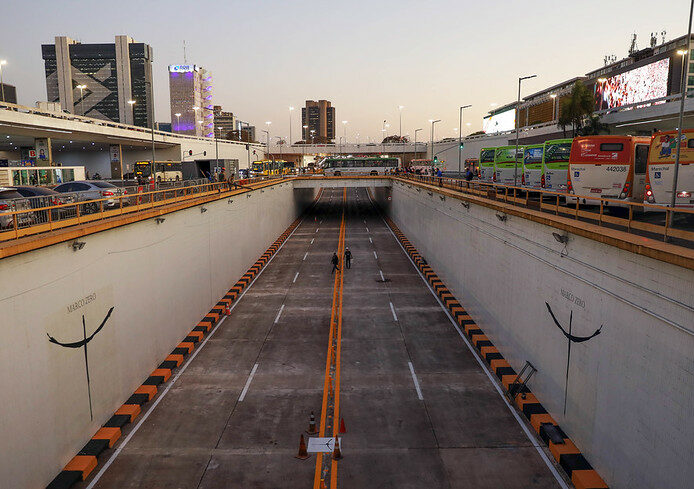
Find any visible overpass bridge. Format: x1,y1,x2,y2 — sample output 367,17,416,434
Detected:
0,176,692,489
0,101,265,179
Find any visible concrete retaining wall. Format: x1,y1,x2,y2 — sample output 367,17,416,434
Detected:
373,182,694,489
0,183,317,489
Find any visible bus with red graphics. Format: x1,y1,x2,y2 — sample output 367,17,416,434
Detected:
645,130,694,208
567,135,650,207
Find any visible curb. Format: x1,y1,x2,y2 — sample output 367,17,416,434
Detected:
382,215,609,489
44,191,322,489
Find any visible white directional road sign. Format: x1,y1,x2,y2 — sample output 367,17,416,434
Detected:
307,437,342,453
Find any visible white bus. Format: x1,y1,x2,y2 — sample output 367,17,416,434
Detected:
323,157,400,176
134,161,183,182
567,136,650,207
645,130,694,208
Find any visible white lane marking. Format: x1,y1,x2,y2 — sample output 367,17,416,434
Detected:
373,251,378,260
408,361,424,400
369,237,373,244
293,272,299,283
366,227,369,233
379,270,385,282
389,301,398,321
310,238,314,245
315,228,319,233
238,363,259,402
303,252,308,260
84,212,307,489
380,215,571,489
274,304,285,323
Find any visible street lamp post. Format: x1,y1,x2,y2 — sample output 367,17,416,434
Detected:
0,60,7,103
414,128,422,164
429,119,441,175
515,74,537,186
398,106,405,165
174,112,181,132
265,121,272,161
672,4,694,211
302,124,308,170
289,106,294,146
76,84,87,116
458,105,471,175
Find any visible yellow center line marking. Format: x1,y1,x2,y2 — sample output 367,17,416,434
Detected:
313,188,346,489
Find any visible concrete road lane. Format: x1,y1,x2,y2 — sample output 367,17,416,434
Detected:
84,187,564,489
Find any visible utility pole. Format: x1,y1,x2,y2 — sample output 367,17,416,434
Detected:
671,1,694,210
515,75,537,186
458,105,471,175
430,119,441,175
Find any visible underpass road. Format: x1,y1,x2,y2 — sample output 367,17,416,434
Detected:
84,187,563,489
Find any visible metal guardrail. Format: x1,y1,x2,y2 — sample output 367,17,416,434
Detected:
0,176,283,243
396,174,694,246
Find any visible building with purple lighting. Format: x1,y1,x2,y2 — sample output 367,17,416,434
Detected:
168,64,213,137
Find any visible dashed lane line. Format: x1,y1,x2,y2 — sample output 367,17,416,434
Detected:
408,361,424,400
238,363,259,402
293,272,300,283
389,301,398,322
274,304,285,324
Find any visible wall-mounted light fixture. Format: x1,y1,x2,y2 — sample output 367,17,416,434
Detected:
200,207,208,213
552,232,569,244
155,217,165,224
495,213,507,222
71,241,86,251
228,199,234,204
461,201,470,209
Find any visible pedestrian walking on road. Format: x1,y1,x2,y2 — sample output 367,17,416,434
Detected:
331,252,340,274
345,247,352,269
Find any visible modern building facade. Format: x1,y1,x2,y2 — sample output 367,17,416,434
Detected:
213,105,236,139
41,36,153,127
0,83,17,104
301,100,335,142
169,64,213,137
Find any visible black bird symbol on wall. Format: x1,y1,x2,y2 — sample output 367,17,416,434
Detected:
545,302,602,415
47,307,114,421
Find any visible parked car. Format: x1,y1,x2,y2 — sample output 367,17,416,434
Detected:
13,186,76,222
53,180,127,212
0,187,35,229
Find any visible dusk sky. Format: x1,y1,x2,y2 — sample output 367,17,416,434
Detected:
0,0,689,142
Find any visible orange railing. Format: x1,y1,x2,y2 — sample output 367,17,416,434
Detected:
0,176,283,243
396,174,694,246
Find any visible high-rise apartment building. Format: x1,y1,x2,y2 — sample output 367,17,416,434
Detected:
301,100,335,142
169,64,213,137
213,105,236,139
41,36,153,127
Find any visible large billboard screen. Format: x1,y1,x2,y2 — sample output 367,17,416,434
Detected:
594,58,670,110
483,109,515,133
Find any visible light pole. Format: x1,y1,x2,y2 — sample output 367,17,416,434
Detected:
262,130,269,166
174,112,181,132
265,121,272,161
515,74,537,186
302,124,308,170
310,129,315,145
76,84,87,116
0,60,7,103
672,5,694,210
289,106,294,145
550,94,557,120
398,105,404,138
429,119,441,175
414,128,422,164
458,104,471,175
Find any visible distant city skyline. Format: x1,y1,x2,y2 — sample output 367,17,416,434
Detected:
0,0,689,142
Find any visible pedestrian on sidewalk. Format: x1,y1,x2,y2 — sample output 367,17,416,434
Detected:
331,252,340,274
345,247,352,269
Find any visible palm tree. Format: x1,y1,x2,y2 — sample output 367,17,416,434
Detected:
578,114,610,136
558,81,595,137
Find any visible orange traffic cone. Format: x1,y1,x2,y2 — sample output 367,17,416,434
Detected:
295,434,309,460
332,436,342,460
307,411,317,436
339,417,346,434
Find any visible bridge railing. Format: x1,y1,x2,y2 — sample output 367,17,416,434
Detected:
0,176,283,243
396,174,694,247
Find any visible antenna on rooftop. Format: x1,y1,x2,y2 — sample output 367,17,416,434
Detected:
629,33,638,55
